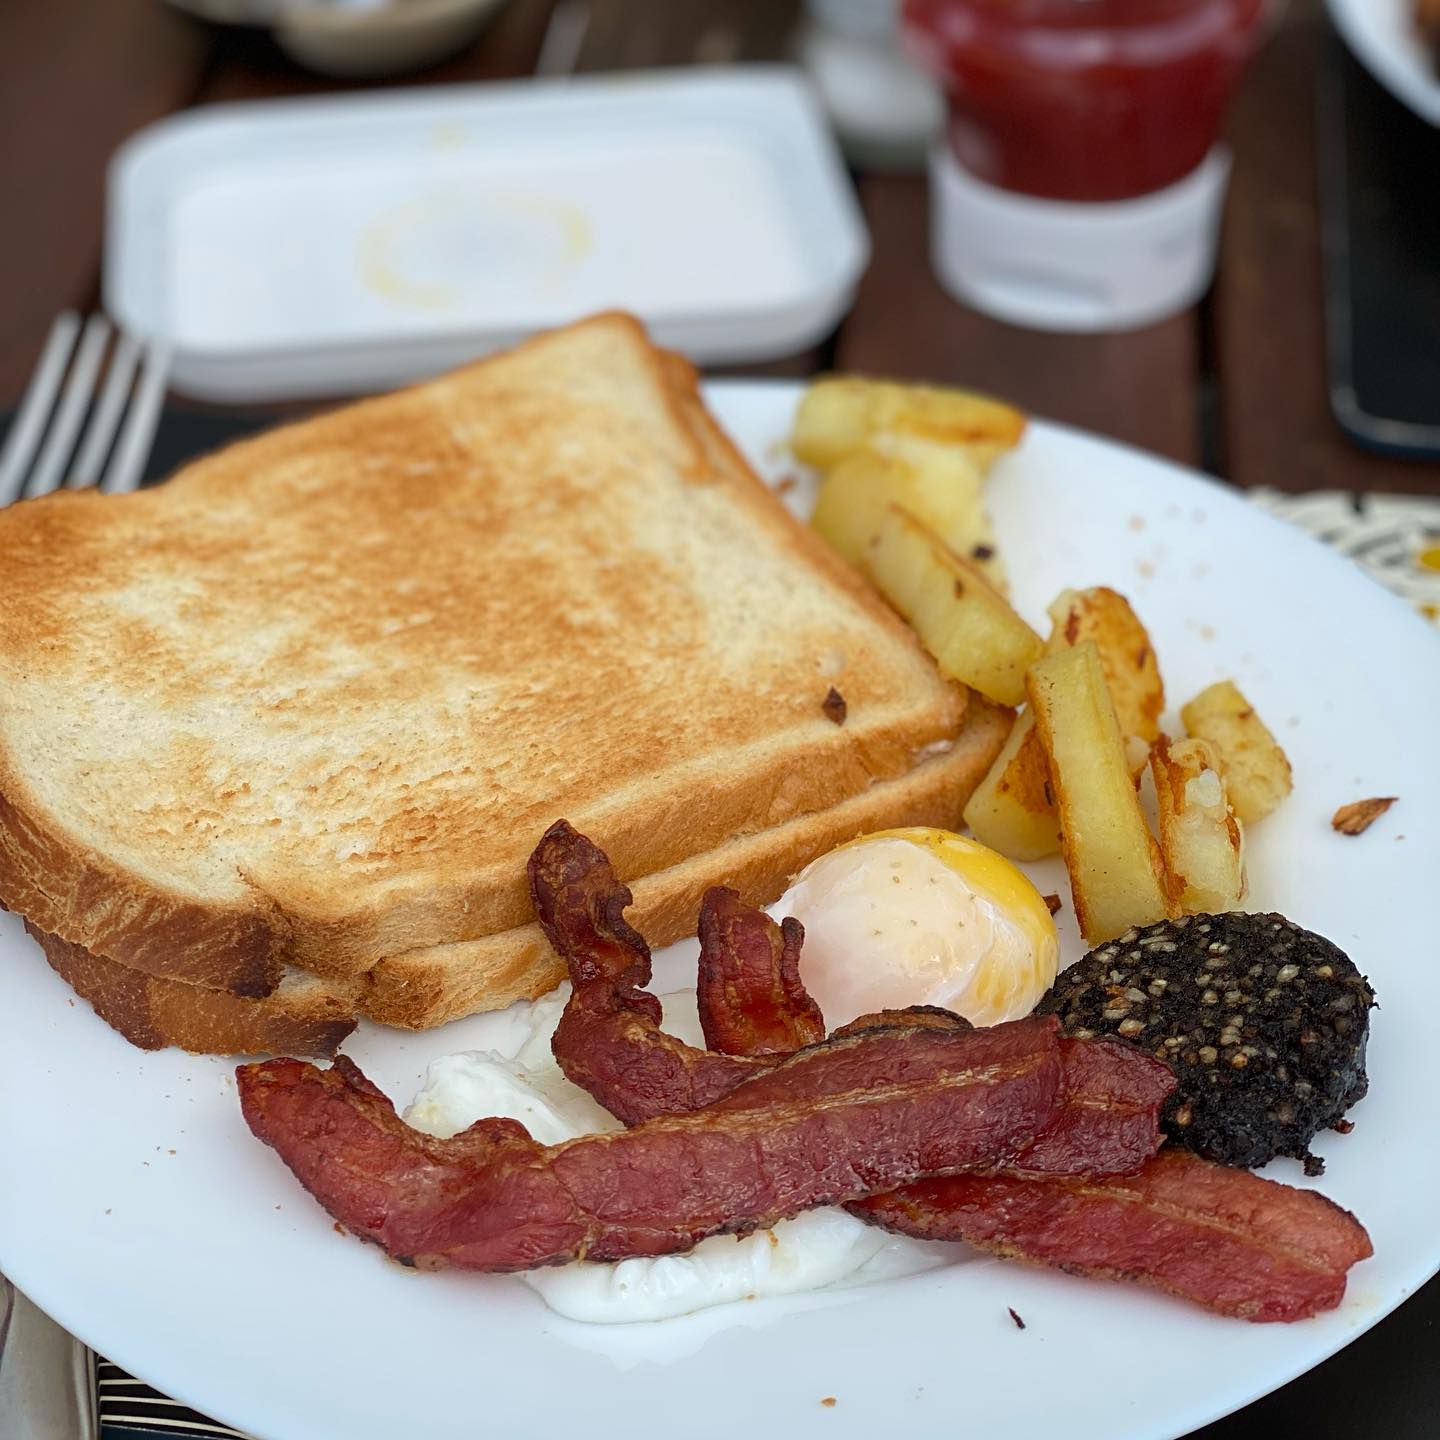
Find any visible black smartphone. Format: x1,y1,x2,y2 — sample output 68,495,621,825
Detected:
1317,29,1440,460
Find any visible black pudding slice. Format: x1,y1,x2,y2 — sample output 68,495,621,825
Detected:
1036,913,1375,1175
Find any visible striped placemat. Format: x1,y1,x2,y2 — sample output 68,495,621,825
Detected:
1250,488,1440,625
98,1358,249,1440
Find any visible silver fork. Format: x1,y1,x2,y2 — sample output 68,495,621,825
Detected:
0,312,171,505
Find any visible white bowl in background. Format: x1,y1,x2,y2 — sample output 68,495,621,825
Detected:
275,0,510,80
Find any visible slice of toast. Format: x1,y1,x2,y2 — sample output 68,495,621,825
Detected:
0,314,969,998
26,922,359,1057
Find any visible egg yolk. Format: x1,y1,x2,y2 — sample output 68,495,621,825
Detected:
773,827,1059,1029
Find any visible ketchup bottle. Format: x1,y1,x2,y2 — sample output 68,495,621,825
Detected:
903,0,1277,330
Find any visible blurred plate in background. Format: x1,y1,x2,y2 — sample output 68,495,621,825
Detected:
1328,0,1440,125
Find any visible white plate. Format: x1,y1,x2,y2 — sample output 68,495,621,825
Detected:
2,382,1437,1440
104,71,868,401
1329,0,1440,126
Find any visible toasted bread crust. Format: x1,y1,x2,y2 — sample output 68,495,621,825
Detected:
362,698,1012,1029
27,922,356,1056
0,773,284,994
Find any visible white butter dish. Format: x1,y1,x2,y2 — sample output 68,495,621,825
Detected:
105,68,869,401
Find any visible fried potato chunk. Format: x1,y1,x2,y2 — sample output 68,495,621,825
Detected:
1180,680,1293,825
864,505,1042,707
964,588,1161,860
810,439,1006,590
1046,588,1163,769
961,708,1059,861
792,377,1026,473
1152,736,1247,914
1027,643,1171,944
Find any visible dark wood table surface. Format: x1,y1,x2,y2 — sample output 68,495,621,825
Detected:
2,2,1436,1438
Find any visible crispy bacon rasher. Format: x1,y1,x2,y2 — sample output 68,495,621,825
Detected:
697,887,824,1055
533,822,1371,1321
530,825,765,1125
239,822,1372,1317
856,1151,1373,1323
238,1016,1065,1273
1005,1035,1177,1180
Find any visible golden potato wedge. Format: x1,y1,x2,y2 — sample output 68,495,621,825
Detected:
962,587,1159,859
1027,642,1171,944
961,708,1060,861
882,433,1009,590
1180,680,1293,825
864,505,1042,707
1046,587,1164,770
1151,735,1247,914
810,441,1006,589
792,376,1027,472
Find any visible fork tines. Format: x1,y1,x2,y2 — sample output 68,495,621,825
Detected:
0,312,171,507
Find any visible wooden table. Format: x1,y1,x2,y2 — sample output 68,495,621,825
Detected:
1,3,1435,1438
3,0,1439,496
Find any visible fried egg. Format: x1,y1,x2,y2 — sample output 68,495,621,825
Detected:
771,827,1059,1028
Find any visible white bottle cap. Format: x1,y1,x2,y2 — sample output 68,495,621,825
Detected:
928,144,1232,333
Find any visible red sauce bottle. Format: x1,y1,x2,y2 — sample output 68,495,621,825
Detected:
904,0,1276,203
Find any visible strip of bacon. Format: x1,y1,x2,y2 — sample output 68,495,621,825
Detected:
831,1006,973,1039
528,819,653,992
1011,1036,1175,1179
238,1017,1065,1273
697,887,824,1055
531,822,765,1124
857,1149,1373,1322
693,898,1172,1177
